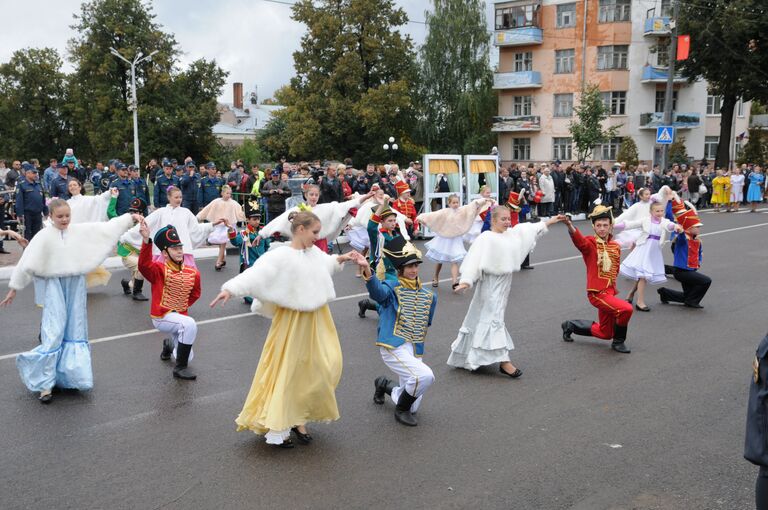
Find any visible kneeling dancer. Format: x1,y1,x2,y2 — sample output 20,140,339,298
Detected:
138,222,201,379
361,236,437,427
561,205,633,353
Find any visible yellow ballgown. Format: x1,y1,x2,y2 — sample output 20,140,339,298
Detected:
711,176,731,205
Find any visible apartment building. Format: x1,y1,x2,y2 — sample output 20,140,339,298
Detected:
492,0,751,166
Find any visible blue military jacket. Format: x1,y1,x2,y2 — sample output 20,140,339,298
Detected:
745,334,768,467
199,176,223,207
180,173,200,203
50,175,72,199
366,275,436,356
15,179,48,215
112,178,137,215
154,173,180,208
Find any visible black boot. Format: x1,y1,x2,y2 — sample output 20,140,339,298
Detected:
173,343,197,380
611,324,631,354
132,279,149,301
373,376,395,405
160,338,173,361
120,278,131,295
358,299,377,318
561,320,593,342
394,390,418,426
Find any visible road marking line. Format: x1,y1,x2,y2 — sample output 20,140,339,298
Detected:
1,221,766,362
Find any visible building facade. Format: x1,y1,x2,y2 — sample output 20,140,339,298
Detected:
214,82,283,146
492,0,751,167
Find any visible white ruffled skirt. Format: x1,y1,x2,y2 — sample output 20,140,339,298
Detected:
347,226,370,251
620,238,667,284
426,235,466,263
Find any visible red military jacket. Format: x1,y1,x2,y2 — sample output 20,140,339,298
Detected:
391,198,418,231
138,240,201,319
569,228,621,293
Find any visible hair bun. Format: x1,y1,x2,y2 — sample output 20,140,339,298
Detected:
287,211,298,223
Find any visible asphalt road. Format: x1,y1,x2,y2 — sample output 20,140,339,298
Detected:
0,209,766,510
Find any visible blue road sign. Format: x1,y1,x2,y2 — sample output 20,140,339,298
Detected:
656,126,675,145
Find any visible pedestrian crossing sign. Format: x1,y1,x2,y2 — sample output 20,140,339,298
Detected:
656,126,674,145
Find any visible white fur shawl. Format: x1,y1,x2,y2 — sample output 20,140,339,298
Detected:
221,244,343,317
10,214,134,290
348,200,410,240
459,222,548,287
69,192,112,224
417,199,485,238
120,205,213,254
196,198,245,226
259,195,366,241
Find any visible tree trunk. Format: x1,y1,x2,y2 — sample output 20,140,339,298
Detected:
715,93,737,169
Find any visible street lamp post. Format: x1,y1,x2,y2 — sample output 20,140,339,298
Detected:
382,136,398,162
109,47,158,167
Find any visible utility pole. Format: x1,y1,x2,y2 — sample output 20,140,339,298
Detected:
109,47,158,167
660,0,680,171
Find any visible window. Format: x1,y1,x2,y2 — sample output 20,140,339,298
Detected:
654,90,677,112
597,45,629,70
599,0,631,23
660,0,672,17
598,137,623,160
553,137,573,161
601,91,627,115
655,40,670,67
737,98,745,117
706,95,722,115
734,141,742,158
513,95,532,116
514,52,533,72
554,94,574,117
704,136,719,159
556,3,576,28
512,138,531,160
555,49,575,74
495,4,540,30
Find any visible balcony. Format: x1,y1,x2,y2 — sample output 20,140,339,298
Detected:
493,71,542,90
494,27,543,47
644,17,671,36
641,64,687,84
491,115,541,132
639,112,701,130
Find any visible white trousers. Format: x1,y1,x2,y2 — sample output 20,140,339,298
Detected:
380,343,435,413
122,253,143,282
152,312,197,360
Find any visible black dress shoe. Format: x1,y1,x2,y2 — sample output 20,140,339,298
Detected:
272,439,295,449
160,338,173,361
373,376,390,405
684,303,704,309
635,304,651,312
499,366,522,378
39,392,53,404
520,265,534,270
291,427,313,444
173,366,197,380
561,321,574,342
657,289,669,304
611,341,631,354
120,279,131,295
358,299,368,318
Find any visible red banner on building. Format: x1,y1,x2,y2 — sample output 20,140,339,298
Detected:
677,35,690,60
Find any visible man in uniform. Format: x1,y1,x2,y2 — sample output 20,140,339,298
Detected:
180,161,200,214
50,163,73,200
561,205,633,353
112,163,138,215
199,162,223,209
154,160,179,209
15,164,48,240
129,165,149,215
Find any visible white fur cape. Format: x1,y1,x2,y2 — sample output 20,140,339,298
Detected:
258,194,366,241
221,244,344,318
459,222,548,287
614,185,672,245
120,204,213,255
348,200,411,241
9,214,134,290
417,199,486,238
69,192,112,223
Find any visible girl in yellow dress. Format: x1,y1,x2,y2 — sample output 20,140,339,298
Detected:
210,211,357,448
710,169,731,212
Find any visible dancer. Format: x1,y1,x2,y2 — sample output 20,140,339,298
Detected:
390,180,418,237
657,200,710,308
228,210,270,305
730,167,746,212
487,191,536,269
210,211,357,448
560,205,633,353
360,236,436,427
450,208,564,376
1,200,138,403
65,179,115,223
748,168,765,213
110,198,150,301
614,185,672,245
196,184,245,271
621,198,683,311
710,169,731,213
463,185,495,244
138,222,202,379
417,193,490,288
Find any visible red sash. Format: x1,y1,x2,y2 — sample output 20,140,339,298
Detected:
687,238,701,269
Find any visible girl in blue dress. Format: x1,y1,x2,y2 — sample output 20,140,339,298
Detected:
748,168,765,213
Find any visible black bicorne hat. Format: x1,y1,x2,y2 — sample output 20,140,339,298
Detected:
382,235,422,269
154,225,183,251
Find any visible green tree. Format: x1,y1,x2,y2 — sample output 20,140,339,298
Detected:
678,0,768,168
277,0,417,163
0,48,66,159
737,128,767,166
415,0,495,154
569,84,619,162
668,136,689,165
232,139,269,169
615,136,639,168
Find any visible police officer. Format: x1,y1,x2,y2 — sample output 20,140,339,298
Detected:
129,165,149,215
179,161,200,214
745,332,768,509
99,160,118,193
112,163,138,215
154,160,179,208
15,163,48,240
50,163,73,199
198,162,223,209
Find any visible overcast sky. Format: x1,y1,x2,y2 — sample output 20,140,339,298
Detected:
0,0,496,103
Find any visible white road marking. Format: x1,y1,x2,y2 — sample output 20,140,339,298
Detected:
1,221,767,362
